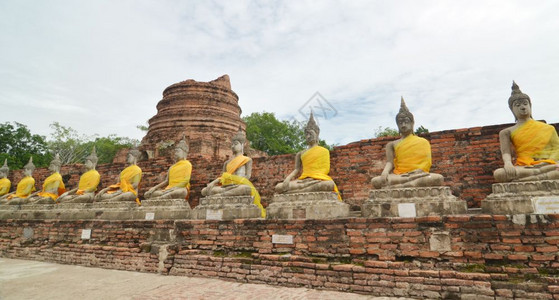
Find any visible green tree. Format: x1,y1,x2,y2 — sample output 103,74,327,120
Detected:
374,126,400,138
48,122,91,164
0,122,51,169
136,121,149,132
243,112,331,156
415,125,429,135
83,135,137,164
374,125,430,138
47,122,137,165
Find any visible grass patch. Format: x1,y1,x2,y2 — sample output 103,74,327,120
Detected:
460,264,486,273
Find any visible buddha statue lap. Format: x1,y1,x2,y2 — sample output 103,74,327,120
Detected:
95,148,142,205
144,137,192,201
371,98,443,189
493,82,559,182
57,148,101,203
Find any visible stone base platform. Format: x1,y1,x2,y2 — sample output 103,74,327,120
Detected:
0,199,191,220
192,196,262,220
362,186,467,218
481,180,559,215
266,192,349,220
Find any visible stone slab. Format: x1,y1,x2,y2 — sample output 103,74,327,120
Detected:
362,186,467,218
272,234,294,244
266,192,350,220
0,200,191,220
192,196,261,220
532,196,559,214
481,180,559,215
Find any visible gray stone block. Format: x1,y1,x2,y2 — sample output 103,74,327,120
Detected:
266,192,349,220
362,186,467,217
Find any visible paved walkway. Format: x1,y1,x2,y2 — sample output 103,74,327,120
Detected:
0,258,414,300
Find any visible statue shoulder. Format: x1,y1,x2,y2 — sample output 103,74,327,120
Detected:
499,125,516,138
387,138,401,148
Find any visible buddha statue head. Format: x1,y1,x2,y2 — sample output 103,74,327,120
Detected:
231,128,246,154
0,159,8,178
304,111,320,145
396,97,415,135
127,148,141,165
508,81,532,120
49,153,62,173
23,157,35,177
85,147,98,170
175,136,189,160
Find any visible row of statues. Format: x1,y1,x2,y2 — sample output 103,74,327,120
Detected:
0,113,339,217
1,82,558,212
374,81,559,188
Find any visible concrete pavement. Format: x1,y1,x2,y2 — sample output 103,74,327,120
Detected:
0,258,414,300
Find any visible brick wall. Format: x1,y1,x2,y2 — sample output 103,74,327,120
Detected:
2,215,559,299
6,122,559,209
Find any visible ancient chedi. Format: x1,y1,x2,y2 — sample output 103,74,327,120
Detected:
141,75,245,160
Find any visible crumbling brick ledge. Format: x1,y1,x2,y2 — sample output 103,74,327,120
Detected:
1,215,559,299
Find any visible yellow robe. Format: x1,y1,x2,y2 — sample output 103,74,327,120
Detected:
299,145,342,201
512,119,559,166
7,176,35,200
219,155,265,218
165,160,192,199
37,172,66,202
76,169,101,195
393,135,432,175
0,178,10,196
107,165,142,205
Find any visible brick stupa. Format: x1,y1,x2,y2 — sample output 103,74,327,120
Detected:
141,75,245,160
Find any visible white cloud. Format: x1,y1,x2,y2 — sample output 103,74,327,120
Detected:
0,0,558,146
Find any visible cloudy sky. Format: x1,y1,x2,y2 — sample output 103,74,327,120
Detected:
1,1,558,146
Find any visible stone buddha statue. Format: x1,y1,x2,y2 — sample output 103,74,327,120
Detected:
27,154,66,204
201,129,265,217
144,137,192,200
0,159,11,197
2,157,36,205
95,148,142,204
58,147,101,203
493,81,559,182
275,112,342,200
371,98,443,189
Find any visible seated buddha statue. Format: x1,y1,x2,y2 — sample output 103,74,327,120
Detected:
58,147,101,203
0,159,11,197
144,137,192,201
493,81,559,182
275,112,342,200
27,154,66,204
201,129,265,217
371,98,443,189
2,157,36,205
95,148,142,205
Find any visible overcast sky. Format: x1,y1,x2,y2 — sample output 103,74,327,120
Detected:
1,1,558,146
